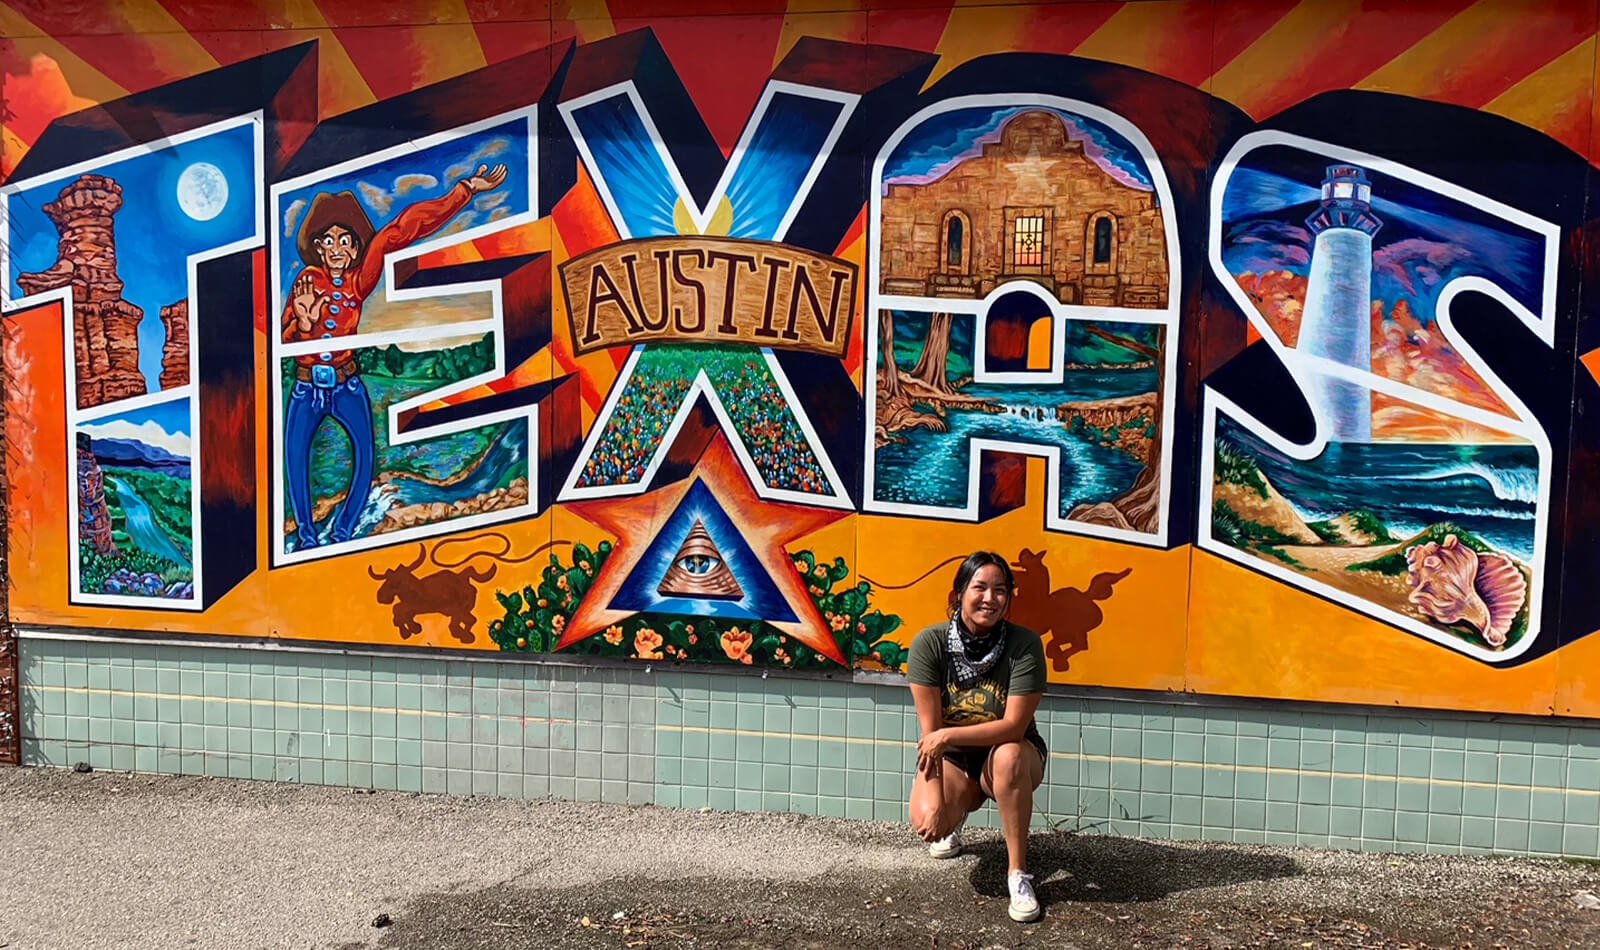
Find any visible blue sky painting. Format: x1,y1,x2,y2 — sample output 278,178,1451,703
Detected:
7,121,258,392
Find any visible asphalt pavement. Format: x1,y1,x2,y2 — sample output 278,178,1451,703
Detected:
4,767,1600,949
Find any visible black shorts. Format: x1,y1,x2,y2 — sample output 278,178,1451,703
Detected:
942,738,1047,798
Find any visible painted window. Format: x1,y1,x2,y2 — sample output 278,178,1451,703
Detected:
1012,215,1045,266
940,210,971,276
1093,216,1113,265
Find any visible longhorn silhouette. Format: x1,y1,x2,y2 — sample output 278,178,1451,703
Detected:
369,544,495,643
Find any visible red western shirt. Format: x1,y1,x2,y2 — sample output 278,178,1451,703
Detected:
282,181,475,368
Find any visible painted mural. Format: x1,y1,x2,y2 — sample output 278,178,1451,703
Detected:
867,98,1178,546
1205,139,1555,662
4,112,261,607
272,111,536,561
5,0,1600,719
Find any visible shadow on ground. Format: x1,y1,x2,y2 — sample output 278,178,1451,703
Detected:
350,831,1312,950
966,831,1303,904
342,825,1600,950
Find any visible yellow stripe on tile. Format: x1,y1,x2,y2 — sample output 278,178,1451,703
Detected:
29,684,1597,799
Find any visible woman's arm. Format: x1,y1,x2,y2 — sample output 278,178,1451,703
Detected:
910,683,946,776
910,684,944,738
932,691,1042,750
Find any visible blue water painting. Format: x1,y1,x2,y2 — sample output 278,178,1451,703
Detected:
1219,418,1537,561
877,373,1153,518
875,310,1160,522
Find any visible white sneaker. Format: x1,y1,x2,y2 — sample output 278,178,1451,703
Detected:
927,822,964,859
1007,869,1041,922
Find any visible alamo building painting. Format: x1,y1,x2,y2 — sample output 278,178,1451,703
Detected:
879,109,1169,309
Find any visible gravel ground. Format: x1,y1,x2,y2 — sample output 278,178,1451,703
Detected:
4,767,1600,949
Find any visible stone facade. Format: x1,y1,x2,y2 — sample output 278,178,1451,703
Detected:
17,174,148,409
879,110,1168,308
160,299,190,391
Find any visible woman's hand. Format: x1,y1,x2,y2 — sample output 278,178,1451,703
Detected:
917,728,953,775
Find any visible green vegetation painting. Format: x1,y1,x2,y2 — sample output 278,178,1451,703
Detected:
75,399,195,600
489,545,906,671
278,333,530,553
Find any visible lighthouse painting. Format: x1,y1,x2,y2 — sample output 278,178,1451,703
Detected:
1203,137,1555,661
1296,166,1382,442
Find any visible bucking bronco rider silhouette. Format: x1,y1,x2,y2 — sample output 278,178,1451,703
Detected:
281,162,507,549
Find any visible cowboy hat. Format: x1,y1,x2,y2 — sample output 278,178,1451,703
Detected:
296,190,376,266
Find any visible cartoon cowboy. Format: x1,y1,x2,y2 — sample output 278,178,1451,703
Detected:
282,162,507,550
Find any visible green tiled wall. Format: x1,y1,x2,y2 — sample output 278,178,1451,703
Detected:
16,633,1600,858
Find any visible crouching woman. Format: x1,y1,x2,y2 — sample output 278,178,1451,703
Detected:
906,551,1047,923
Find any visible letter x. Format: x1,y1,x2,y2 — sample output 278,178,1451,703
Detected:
557,79,858,509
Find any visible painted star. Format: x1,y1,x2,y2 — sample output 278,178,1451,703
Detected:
558,433,851,664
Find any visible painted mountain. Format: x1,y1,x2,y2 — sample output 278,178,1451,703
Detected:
90,437,191,478
75,402,195,599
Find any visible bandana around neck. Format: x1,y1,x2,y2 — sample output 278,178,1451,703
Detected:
946,616,1007,688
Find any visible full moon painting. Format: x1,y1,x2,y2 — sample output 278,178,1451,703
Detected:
176,162,229,221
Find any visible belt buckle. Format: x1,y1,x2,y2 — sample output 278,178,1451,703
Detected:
311,363,338,388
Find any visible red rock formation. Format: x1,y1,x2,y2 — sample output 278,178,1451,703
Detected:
159,299,189,390
75,432,117,556
17,174,147,409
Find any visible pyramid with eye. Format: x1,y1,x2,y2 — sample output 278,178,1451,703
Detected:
658,520,743,600
558,434,849,664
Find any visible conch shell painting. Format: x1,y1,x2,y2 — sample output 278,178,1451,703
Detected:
1404,534,1527,648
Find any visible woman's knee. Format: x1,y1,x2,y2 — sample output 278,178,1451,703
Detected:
987,741,1029,792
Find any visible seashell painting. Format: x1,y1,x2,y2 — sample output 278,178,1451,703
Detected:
1404,534,1527,648
1473,552,1527,647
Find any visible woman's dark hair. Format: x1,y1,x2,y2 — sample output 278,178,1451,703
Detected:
947,551,1015,616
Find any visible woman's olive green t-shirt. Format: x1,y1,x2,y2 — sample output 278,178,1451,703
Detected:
906,622,1047,752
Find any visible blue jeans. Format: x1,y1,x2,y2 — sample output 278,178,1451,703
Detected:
285,374,375,549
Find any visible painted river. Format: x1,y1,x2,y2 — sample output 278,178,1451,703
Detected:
875,368,1158,518
106,476,191,568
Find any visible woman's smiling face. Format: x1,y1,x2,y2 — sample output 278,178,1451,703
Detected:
959,564,1012,634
